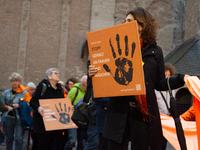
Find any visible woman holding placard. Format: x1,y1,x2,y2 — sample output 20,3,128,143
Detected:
89,7,188,150
30,68,64,150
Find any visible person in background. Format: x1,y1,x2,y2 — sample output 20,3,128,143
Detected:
155,63,177,150
0,92,5,111
155,63,177,116
89,7,189,150
180,105,195,121
64,75,87,150
3,72,31,150
0,92,5,146
25,82,36,150
30,68,64,150
84,61,108,150
65,78,79,97
26,82,36,98
58,81,68,98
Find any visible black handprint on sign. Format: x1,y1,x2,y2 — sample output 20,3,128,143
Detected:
103,34,135,85
51,102,70,124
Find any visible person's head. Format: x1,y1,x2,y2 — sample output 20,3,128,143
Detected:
26,82,36,97
65,78,79,92
58,81,67,92
125,7,159,45
45,68,60,83
81,75,87,91
9,72,22,90
164,63,176,79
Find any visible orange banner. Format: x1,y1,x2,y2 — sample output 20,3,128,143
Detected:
194,96,200,149
87,21,145,98
39,98,77,131
186,76,200,149
161,114,198,150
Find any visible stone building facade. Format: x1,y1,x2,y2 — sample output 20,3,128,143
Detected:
0,0,199,90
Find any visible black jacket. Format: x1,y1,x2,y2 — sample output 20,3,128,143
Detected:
30,79,64,133
103,42,185,149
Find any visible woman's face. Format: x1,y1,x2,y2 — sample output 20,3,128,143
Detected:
125,14,142,38
68,81,74,90
11,79,20,89
49,70,60,83
165,70,171,79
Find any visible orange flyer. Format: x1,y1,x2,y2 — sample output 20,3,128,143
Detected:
87,21,146,98
39,98,77,131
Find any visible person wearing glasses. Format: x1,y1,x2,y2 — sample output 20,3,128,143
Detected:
65,78,79,97
30,68,64,150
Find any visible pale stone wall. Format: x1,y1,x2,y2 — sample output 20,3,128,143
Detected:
0,0,23,89
90,0,116,31
148,0,175,57
184,0,199,41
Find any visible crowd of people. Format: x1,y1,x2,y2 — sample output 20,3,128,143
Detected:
0,7,194,150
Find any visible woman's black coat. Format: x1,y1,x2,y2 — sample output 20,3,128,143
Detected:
103,42,185,149
30,79,64,133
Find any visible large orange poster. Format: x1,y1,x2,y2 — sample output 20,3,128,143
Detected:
87,21,145,98
39,98,77,131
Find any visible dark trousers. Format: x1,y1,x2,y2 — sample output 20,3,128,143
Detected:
37,132,58,150
160,137,167,150
31,131,38,150
77,127,87,150
108,107,150,150
98,133,108,150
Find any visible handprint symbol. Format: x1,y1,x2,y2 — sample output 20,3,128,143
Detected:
51,102,70,124
103,34,135,85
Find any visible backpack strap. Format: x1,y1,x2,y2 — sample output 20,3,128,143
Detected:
72,87,79,105
160,91,170,112
41,83,47,97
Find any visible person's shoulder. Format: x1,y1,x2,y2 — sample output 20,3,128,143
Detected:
37,79,48,88
151,43,163,59
0,92,3,97
74,83,81,86
33,79,47,94
4,89,11,94
68,86,78,94
151,42,162,53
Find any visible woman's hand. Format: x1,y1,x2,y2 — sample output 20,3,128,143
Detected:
7,106,13,111
38,106,44,117
89,65,97,77
184,74,190,83
12,104,19,109
71,106,74,112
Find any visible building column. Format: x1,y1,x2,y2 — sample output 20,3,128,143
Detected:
90,0,116,31
196,0,200,36
172,0,185,48
17,0,31,85
58,0,72,81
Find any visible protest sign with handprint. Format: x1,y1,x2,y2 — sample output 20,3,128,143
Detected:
87,21,145,98
39,98,77,131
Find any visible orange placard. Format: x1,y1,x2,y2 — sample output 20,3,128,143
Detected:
87,21,145,98
39,98,77,131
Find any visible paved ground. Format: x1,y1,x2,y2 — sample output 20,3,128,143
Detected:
0,145,5,150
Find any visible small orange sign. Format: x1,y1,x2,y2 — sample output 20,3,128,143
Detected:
39,98,77,131
87,21,146,98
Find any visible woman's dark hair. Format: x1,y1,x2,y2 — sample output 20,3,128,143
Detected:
164,63,177,76
126,7,159,45
65,78,79,91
